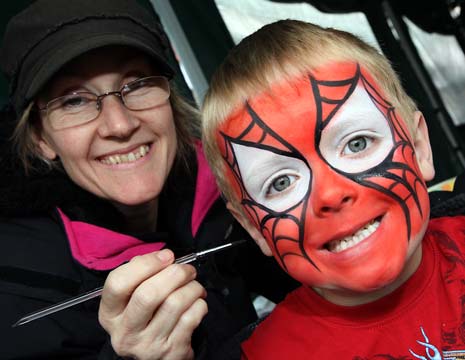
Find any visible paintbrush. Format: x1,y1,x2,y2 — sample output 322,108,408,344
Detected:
13,239,246,327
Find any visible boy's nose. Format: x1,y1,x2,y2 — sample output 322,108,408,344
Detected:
310,167,356,217
97,96,140,138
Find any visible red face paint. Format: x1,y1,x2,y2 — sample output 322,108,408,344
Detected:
218,62,430,294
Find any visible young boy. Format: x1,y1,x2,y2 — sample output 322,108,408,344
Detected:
202,19,465,359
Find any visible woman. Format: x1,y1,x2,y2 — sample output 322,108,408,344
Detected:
0,0,297,359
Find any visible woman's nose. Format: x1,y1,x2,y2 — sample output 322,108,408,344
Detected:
310,167,356,217
97,96,140,138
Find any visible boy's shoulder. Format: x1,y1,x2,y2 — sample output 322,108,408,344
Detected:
427,215,465,248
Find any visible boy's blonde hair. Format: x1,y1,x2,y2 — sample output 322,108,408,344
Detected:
202,19,418,206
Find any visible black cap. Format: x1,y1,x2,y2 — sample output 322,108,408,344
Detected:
0,0,175,117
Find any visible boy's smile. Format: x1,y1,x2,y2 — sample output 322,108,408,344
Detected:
218,62,433,303
324,217,380,253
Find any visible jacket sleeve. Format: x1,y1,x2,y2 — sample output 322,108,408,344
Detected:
0,216,121,359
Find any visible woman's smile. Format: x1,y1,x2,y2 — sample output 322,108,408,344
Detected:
97,144,151,165
37,47,178,207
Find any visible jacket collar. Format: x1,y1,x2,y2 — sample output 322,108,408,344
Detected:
57,208,165,270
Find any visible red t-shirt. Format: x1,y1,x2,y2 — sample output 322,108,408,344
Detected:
242,216,465,359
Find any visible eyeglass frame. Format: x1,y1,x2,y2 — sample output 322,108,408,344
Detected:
36,75,171,130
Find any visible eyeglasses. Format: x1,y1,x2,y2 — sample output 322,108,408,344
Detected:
38,76,171,130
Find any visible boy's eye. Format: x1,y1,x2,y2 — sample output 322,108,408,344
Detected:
231,142,311,212
344,136,367,153
343,136,369,155
319,85,394,174
266,174,297,195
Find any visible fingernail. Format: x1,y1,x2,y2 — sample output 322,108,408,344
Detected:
156,249,173,263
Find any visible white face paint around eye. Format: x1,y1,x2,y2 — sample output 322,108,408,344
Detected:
319,85,394,174
232,142,311,212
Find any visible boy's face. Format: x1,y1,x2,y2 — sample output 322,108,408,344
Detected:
217,62,434,295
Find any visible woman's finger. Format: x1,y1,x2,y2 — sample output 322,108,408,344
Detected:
164,298,209,360
99,249,174,320
103,280,207,360
122,263,198,331
143,279,207,338
124,297,208,360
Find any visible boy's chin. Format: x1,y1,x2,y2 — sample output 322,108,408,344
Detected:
351,270,400,292
308,267,407,305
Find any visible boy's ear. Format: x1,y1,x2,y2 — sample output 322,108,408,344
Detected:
412,111,435,182
226,202,273,256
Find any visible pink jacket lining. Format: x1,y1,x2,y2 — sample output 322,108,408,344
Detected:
58,141,220,270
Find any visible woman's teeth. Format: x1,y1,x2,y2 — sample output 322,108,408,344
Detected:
99,145,149,165
327,219,380,253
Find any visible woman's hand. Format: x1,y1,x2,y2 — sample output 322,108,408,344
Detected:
98,249,208,360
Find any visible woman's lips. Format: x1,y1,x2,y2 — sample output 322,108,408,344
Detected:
98,144,151,165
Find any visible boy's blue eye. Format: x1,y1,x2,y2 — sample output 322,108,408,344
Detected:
266,174,297,195
348,137,367,153
273,175,291,191
343,136,370,155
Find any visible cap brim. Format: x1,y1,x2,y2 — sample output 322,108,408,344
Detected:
18,19,175,103
25,32,174,102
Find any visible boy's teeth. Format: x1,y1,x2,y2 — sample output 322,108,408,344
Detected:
100,145,150,165
327,219,380,253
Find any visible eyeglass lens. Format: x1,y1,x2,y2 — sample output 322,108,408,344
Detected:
45,76,170,130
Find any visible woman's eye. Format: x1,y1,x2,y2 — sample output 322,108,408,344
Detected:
266,174,297,195
343,136,370,155
61,95,89,108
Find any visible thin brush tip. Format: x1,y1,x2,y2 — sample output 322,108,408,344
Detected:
11,320,23,328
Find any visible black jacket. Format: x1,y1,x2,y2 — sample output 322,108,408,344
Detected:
0,124,298,359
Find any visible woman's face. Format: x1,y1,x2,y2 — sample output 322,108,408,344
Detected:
218,62,434,297
36,46,177,207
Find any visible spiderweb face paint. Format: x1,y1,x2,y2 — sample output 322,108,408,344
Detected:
218,62,430,292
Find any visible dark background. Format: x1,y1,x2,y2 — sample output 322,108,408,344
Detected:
1,0,465,184
166,0,465,185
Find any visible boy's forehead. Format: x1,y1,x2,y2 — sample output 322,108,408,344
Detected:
218,61,385,140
